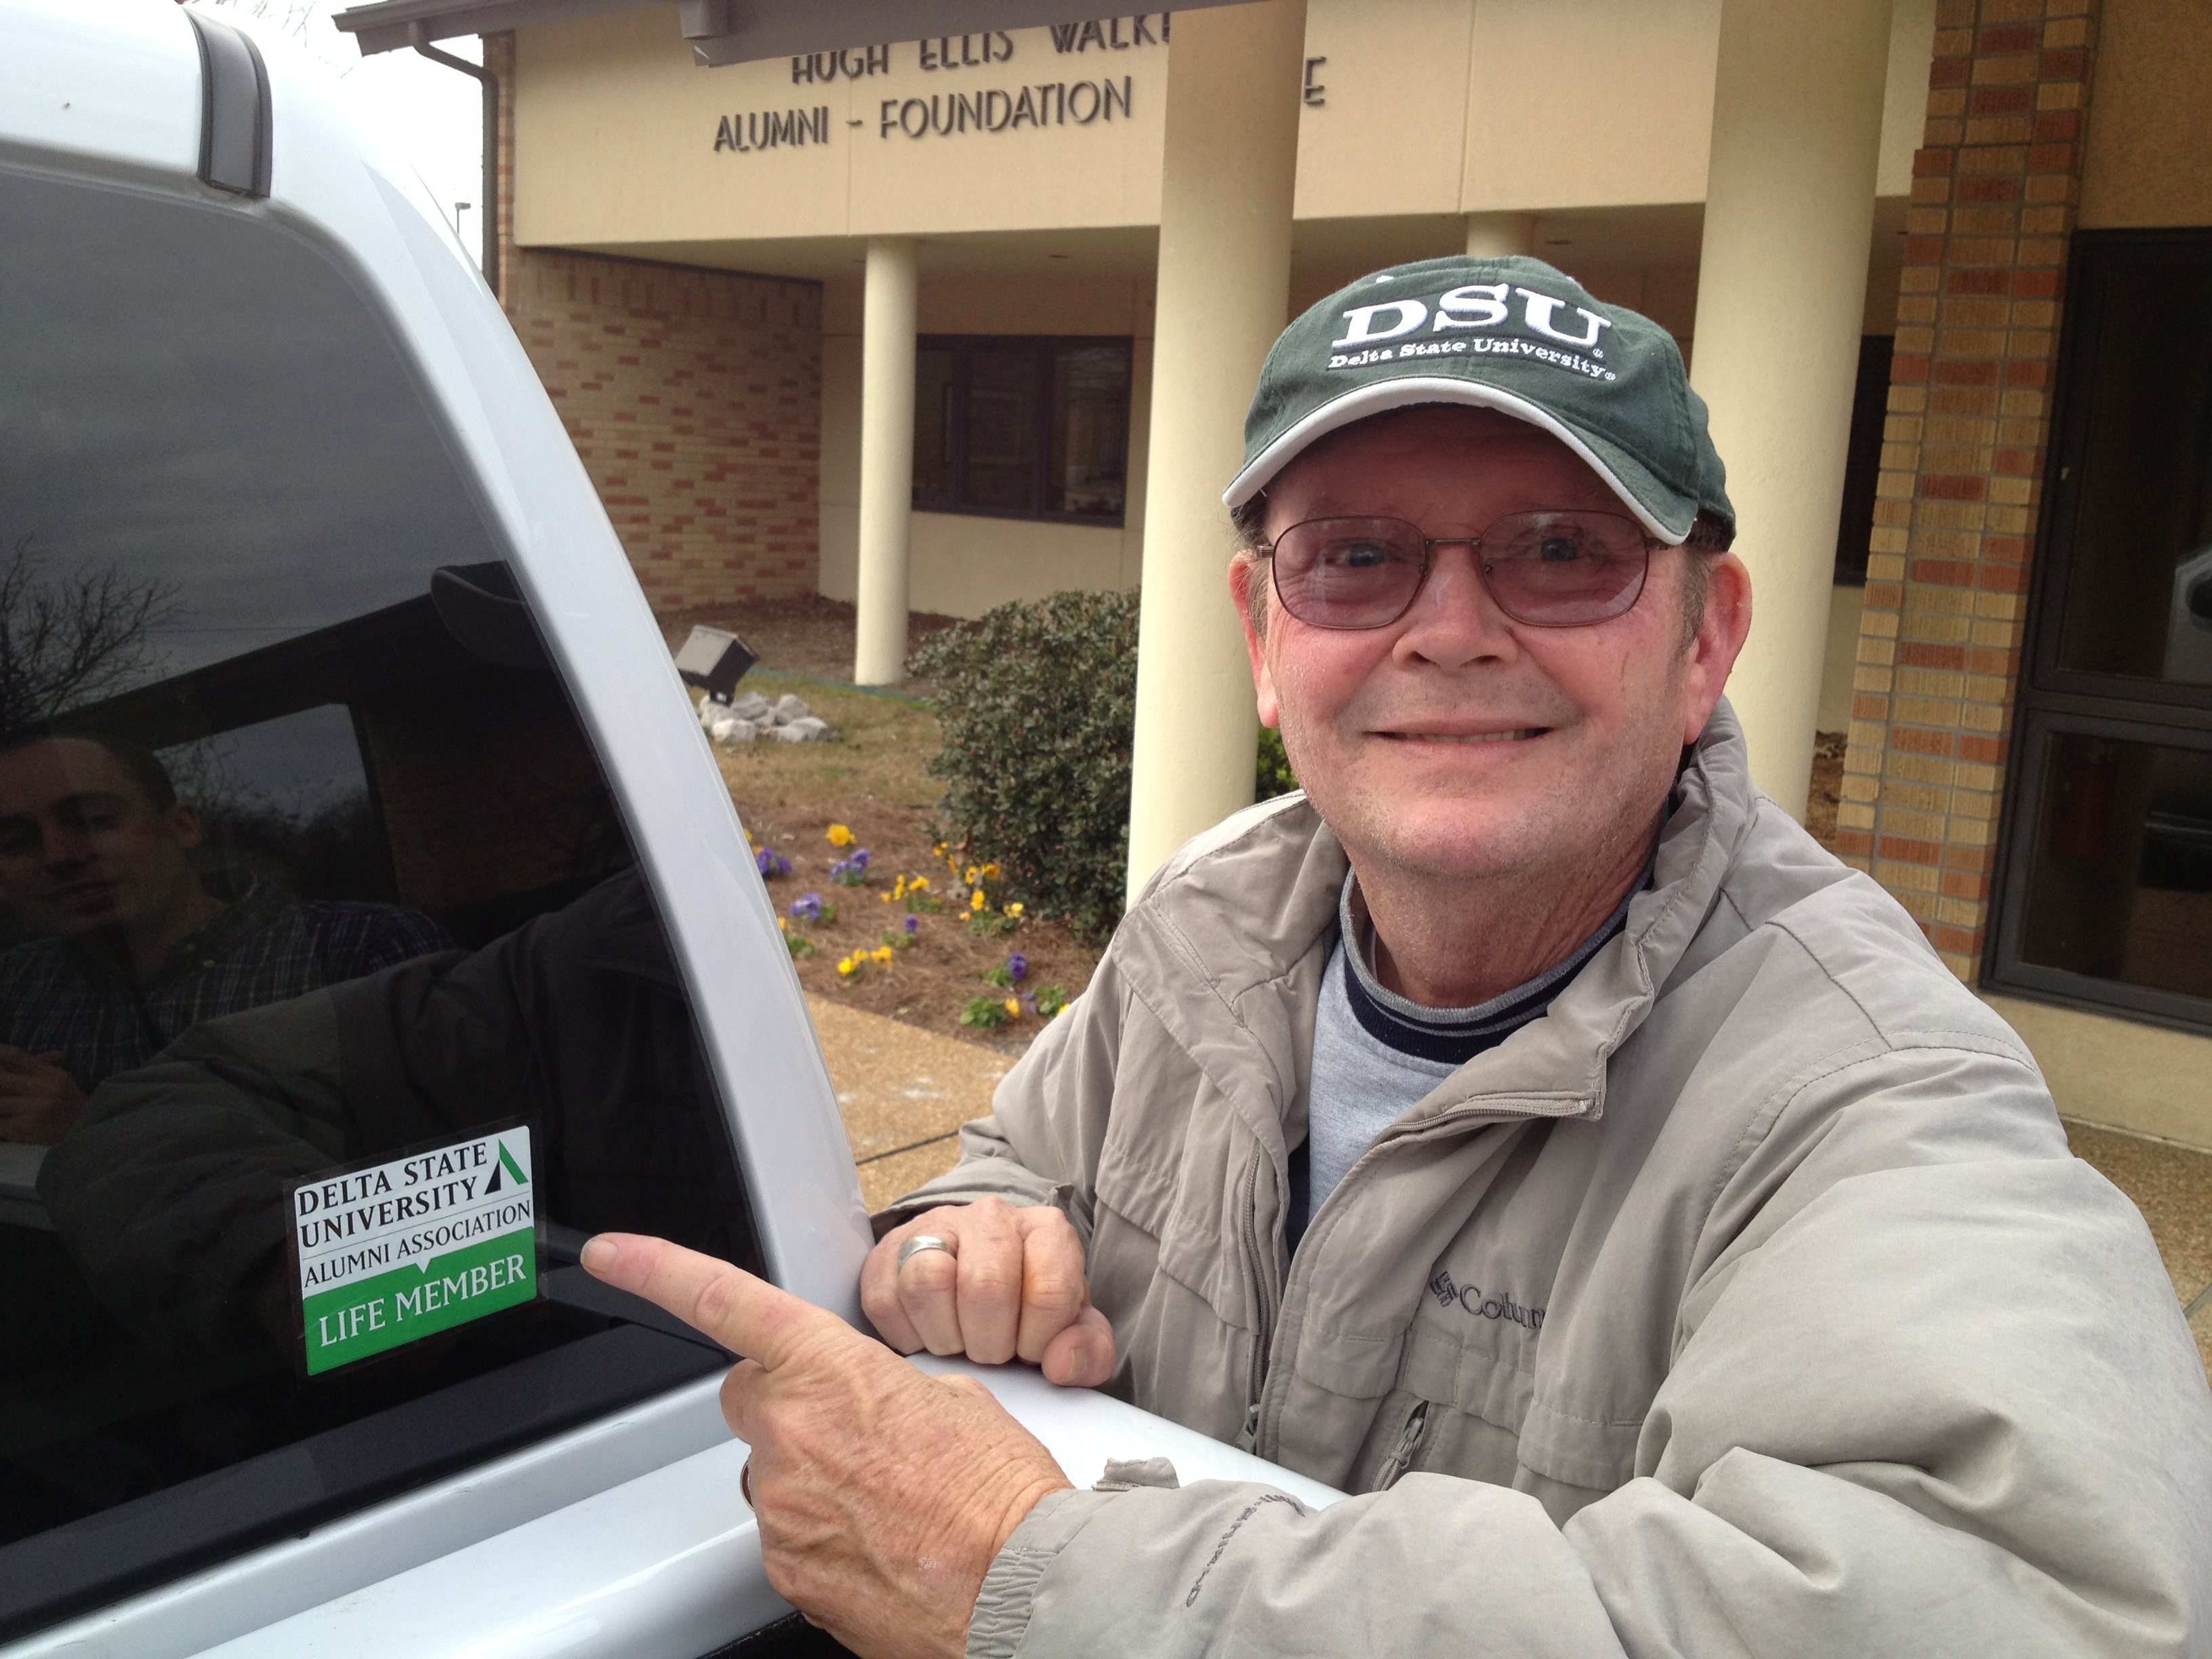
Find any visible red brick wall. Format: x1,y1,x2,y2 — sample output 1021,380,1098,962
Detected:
1837,0,2099,981
486,35,822,617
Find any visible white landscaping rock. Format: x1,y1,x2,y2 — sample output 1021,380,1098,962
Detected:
699,689,832,744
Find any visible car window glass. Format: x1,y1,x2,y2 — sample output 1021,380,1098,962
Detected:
0,163,758,1637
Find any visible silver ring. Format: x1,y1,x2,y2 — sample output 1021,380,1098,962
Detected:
898,1233,954,1270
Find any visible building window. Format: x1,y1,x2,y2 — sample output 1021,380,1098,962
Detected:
1988,230,2212,1031
912,336,1132,525
1831,335,1893,586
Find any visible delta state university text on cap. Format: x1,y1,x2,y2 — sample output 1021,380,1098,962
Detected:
1225,255,1734,545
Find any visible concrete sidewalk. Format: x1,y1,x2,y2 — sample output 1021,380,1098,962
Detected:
811,997,2212,1376
811,994,1010,1212
2066,1122,2212,1376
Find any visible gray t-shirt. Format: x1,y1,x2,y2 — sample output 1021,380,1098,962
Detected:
1297,872,1640,1246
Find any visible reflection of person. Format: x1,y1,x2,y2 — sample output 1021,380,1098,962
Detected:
590,258,2212,1656
40,869,755,1354
0,732,446,1142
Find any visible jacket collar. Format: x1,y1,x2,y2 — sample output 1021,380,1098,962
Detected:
1117,699,1759,1136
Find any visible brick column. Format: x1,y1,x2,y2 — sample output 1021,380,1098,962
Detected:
1835,0,2099,981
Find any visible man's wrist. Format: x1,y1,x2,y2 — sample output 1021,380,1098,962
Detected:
987,1471,1076,1562
966,1486,1117,1659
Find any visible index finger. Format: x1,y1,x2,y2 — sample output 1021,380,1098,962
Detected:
581,1233,842,1372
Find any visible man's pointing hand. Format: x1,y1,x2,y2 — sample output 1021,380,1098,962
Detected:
581,1232,1072,1659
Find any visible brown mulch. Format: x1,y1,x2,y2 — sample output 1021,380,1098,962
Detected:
1806,731,1847,851
651,594,1105,1055
741,798,1099,1054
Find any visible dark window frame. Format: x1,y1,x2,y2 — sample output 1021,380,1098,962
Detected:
1831,334,1893,587
911,333,1133,527
1984,228,2212,1033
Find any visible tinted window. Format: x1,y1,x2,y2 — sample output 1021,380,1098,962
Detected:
0,165,756,1635
912,342,956,508
1830,334,1890,586
1988,231,2212,1031
909,335,1131,523
1050,342,1131,519
2017,729,2212,1000
2051,253,2212,686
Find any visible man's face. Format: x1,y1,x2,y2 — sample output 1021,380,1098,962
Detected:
1232,406,1749,894
0,739,204,939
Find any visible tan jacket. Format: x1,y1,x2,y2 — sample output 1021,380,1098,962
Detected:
905,705,2212,1658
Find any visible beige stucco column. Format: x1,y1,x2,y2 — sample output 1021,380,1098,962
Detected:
1465,212,1534,258
1688,0,1892,817
1124,0,1307,904
853,236,918,686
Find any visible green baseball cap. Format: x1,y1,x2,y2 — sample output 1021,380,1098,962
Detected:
1225,255,1733,545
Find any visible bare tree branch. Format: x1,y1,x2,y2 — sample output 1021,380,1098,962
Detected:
0,535,182,731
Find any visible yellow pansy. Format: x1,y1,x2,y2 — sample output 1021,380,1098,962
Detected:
827,823,856,847
1004,902,1024,919
971,889,987,912
1003,998,1021,1017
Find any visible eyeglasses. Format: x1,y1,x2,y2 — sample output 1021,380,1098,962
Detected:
1256,511,1660,630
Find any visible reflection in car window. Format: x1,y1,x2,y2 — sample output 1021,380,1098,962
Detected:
0,166,758,1633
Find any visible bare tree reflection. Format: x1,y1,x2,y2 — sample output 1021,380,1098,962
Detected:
0,536,180,731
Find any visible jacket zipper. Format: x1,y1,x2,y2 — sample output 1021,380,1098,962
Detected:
1240,1102,1572,1465
1375,1400,1430,1490
1236,1155,1279,1454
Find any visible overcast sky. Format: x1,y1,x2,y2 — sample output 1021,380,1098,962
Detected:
200,0,487,264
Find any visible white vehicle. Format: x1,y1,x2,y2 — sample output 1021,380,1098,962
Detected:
0,5,1337,1654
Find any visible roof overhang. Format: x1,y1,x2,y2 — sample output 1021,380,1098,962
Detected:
333,0,1250,66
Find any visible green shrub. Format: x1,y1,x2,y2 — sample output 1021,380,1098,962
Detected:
914,590,1301,942
912,589,1140,944
1256,726,1299,800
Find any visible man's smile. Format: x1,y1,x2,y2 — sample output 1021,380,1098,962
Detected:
1376,726,1549,744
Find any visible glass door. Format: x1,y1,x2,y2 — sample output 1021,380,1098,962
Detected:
1988,230,2212,1030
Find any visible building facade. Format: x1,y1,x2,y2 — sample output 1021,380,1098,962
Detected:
350,0,2212,1145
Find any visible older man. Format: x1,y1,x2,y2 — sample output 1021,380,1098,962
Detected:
588,258,2212,1656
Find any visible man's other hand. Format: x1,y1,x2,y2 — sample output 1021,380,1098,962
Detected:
862,1198,1115,1387
581,1233,1071,1659
0,1048,84,1143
